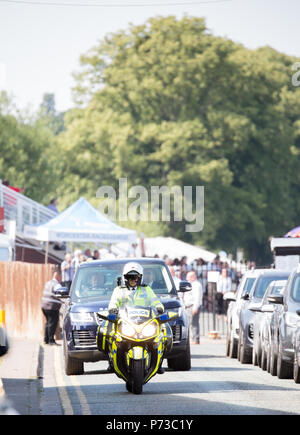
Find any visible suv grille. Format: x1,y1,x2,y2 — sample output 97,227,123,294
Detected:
72,330,97,348
171,324,181,343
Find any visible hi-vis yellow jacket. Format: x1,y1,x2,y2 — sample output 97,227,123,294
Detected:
108,285,164,312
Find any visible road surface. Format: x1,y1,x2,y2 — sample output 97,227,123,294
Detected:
39,339,300,416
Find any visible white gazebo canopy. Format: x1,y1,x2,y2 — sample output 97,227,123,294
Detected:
24,197,137,244
114,236,216,263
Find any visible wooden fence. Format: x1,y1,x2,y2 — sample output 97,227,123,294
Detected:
0,262,53,340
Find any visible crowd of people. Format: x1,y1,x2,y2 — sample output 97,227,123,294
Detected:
60,249,101,290
59,249,255,317
164,255,255,344
0,180,255,346
41,248,255,346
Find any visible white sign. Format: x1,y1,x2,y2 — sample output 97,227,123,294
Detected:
275,255,300,271
207,271,220,283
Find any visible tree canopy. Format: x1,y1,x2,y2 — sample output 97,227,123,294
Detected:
2,16,300,264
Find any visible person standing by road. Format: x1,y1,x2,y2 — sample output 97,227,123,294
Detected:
41,265,63,345
169,266,181,291
61,253,75,291
184,270,203,344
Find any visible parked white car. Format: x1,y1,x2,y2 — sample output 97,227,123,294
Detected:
225,269,268,358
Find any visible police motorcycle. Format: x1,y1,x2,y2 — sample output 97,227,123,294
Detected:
96,304,178,394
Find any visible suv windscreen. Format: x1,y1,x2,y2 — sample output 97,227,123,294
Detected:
291,274,300,303
70,262,174,301
253,274,289,299
241,277,256,297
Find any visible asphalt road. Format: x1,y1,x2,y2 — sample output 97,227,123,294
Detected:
40,339,300,416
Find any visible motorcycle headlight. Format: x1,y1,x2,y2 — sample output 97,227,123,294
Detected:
70,312,95,323
142,322,157,338
120,322,136,338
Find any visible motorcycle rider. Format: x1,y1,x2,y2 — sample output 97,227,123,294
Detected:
105,262,167,373
108,262,164,314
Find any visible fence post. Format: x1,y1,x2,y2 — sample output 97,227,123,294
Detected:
207,270,221,338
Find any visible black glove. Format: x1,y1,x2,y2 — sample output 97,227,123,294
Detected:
157,306,164,314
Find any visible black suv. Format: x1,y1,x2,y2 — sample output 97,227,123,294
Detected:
57,258,192,375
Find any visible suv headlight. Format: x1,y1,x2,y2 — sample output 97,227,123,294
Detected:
70,312,95,323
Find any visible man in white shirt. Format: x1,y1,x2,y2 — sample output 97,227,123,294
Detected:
169,266,181,291
184,270,203,344
61,253,75,291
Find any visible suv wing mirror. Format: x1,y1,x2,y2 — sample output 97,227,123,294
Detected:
241,293,250,301
54,287,70,298
178,281,192,292
267,294,283,305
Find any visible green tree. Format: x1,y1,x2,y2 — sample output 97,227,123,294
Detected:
39,93,65,135
0,91,59,204
57,16,300,263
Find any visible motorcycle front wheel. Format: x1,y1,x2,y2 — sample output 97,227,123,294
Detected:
131,359,144,395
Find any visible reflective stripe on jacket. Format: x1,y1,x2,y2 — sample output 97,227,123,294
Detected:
41,279,62,311
108,285,164,312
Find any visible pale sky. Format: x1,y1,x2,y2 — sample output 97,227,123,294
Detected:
0,0,299,113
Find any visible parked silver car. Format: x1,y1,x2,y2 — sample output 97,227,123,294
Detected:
225,269,264,358
268,265,300,379
293,309,300,383
237,270,290,364
250,280,287,369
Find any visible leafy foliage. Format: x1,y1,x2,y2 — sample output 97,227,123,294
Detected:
2,16,300,263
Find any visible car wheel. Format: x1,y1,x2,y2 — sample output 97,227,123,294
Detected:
238,329,252,364
277,338,293,379
261,345,267,371
266,338,271,373
229,332,238,359
252,344,258,366
293,349,300,384
167,338,191,371
269,338,277,376
64,338,84,376
226,327,231,357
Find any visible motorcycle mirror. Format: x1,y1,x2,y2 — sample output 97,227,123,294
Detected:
108,313,118,323
158,313,169,323
158,311,178,323
97,311,118,323
167,311,179,320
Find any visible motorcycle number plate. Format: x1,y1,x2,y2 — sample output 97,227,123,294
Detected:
132,346,144,359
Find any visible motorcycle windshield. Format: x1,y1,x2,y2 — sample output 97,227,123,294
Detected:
120,305,153,325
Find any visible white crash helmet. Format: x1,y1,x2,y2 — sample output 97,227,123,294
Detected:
123,262,143,287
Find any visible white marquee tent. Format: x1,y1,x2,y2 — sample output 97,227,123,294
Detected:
24,197,137,244
114,236,216,263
